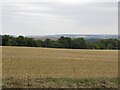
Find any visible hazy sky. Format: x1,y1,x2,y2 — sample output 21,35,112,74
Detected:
0,0,119,36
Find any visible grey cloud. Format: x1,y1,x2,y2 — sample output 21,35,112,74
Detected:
2,1,118,35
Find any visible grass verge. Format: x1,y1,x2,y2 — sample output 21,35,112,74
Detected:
2,77,118,88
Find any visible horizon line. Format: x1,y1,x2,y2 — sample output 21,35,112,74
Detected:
0,33,118,37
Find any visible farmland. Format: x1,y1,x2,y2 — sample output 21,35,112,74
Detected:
2,46,118,88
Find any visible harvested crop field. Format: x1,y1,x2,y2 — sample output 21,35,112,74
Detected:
2,46,118,88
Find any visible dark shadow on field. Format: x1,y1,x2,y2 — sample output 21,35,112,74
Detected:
1,88,119,90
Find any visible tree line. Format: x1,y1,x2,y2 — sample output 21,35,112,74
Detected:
1,35,120,49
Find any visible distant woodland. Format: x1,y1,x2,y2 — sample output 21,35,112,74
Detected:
1,35,120,49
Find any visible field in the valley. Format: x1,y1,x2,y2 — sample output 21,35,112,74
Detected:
2,46,118,88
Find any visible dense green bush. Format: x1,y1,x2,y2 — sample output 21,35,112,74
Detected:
1,35,119,49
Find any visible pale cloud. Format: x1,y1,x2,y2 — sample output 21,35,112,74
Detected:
0,0,119,2
1,1,118,35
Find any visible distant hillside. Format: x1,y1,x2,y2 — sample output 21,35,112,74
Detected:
28,34,118,41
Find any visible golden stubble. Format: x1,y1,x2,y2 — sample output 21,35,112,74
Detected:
2,46,118,79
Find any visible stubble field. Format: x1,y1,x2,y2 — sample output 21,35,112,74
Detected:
2,46,118,88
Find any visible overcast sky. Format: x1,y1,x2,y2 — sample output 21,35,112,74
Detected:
0,0,119,36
